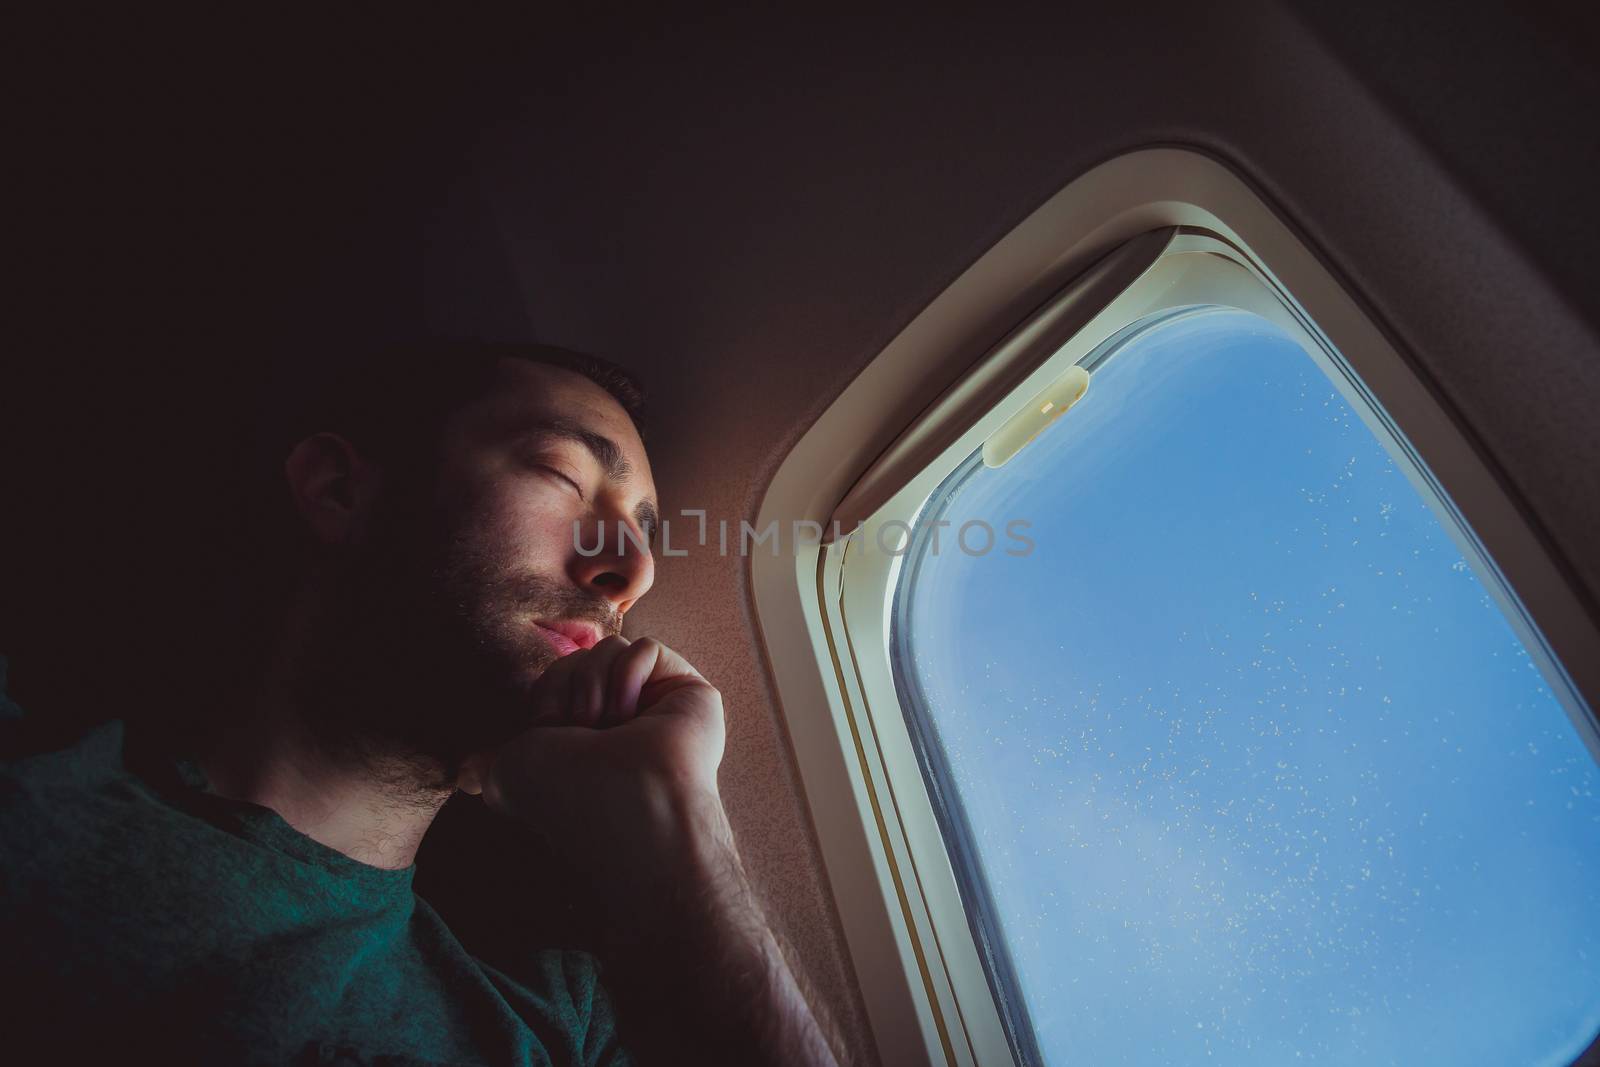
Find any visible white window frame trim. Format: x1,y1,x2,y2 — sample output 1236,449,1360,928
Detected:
750,148,1600,1067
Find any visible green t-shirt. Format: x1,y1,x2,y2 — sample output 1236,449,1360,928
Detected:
0,658,631,1066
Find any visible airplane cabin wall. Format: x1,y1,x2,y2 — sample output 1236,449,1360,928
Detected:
447,6,1599,1057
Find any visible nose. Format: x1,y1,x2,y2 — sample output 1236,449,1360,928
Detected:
568,515,655,615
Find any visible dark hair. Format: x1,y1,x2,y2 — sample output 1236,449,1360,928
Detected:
260,340,646,476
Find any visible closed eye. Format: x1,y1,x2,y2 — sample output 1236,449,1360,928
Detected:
535,463,586,500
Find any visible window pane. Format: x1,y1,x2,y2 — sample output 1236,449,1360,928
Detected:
893,306,1600,1066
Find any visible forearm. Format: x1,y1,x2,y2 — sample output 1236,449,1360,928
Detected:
594,788,845,1067
474,638,848,1063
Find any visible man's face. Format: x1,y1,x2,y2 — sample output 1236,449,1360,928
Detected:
306,359,658,777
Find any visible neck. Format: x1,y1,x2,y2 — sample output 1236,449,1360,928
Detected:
197,592,456,871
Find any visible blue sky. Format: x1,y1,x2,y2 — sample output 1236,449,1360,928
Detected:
899,308,1600,1066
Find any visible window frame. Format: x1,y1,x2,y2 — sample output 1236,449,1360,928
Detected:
750,148,1600,1067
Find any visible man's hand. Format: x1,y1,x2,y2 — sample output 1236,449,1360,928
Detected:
459,636,845,1067
460,636,728,903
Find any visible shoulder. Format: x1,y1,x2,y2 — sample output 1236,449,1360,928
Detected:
1,717,131,800
0,653,129,776
0,716,139,903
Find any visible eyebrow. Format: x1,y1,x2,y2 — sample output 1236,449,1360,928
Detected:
510,417,660,541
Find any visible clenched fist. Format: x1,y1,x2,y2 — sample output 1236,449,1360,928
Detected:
457,636,734,934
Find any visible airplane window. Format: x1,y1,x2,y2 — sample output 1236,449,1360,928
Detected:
891,306,1600,1066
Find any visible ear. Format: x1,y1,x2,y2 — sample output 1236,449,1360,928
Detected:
283,432,386,546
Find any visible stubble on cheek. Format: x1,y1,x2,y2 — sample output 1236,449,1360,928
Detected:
368,471,624,752
428,532,556,701
427,518,618,702
317,483,546,755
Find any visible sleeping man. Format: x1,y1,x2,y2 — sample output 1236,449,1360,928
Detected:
0,342,846,1066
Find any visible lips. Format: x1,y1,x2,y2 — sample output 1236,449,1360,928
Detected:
532,619,604,657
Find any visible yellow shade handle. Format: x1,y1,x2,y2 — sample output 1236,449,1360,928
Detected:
981,365,1090,468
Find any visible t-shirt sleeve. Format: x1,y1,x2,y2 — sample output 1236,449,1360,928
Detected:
476,949,633,1067
561,949,633,1067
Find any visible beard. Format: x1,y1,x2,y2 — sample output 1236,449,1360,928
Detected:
286,470,621,793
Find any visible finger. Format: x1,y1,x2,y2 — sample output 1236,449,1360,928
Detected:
585,635,633,698
613,638,710,719
531,651,581,725
601,649,653,726
568,636,634,728
565,656,599,727
611,638,661,722
475,723,597,819
583,635,640,727
456,750,493,797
